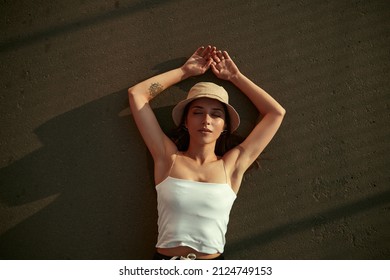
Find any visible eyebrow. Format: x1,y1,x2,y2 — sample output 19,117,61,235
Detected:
191,105,224,112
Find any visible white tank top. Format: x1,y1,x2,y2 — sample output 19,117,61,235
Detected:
155,155,236,254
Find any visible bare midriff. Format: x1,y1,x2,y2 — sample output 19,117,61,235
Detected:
157,246,221,259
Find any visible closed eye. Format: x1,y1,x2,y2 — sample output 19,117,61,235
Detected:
190,106,225,118
211,108,225,118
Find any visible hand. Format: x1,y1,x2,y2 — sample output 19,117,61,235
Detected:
181,46,215,77
211,50,240,81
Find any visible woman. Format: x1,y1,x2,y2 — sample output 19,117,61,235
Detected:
128,46,285,260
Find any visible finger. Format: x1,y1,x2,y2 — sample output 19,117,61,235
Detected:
216,50,225,60
210,48,217,59
223,51,231,60
212,52,221,63
205,46,216,59
200,45,212,57
204,58,213,70
194,46,205,56
210,63,219,74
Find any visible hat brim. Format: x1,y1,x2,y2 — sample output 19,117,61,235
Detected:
172,95,240,132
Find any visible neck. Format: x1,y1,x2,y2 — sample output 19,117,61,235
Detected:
185,142,217,164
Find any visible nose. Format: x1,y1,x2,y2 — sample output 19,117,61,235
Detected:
202,113,212,125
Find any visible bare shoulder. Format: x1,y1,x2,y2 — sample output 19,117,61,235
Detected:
154,148,178,185
222,147,246,194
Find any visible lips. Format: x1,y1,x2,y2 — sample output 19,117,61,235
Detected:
198,128,212,133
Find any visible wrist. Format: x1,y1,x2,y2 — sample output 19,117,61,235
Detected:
228,71,243,84
179,66,192,80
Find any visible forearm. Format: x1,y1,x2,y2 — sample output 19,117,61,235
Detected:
128,67,189,102
230,72,286,116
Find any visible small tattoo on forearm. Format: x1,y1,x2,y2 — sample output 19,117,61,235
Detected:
149,82,164,98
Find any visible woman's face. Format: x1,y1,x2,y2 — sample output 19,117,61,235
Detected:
185,98,227,145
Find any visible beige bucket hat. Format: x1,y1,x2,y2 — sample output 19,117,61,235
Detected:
172,82,240,132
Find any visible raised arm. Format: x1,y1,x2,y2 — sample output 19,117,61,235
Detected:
128,46,214,161
211,50,286,192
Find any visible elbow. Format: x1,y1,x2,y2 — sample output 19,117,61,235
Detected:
272,107,286,123
279,107,286,117
127,86,148,106
127,86,141,102
127,86,135,97
262,107,286,121
272,106,286,118
127,87,139,105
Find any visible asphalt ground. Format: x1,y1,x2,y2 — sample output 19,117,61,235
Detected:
0,0,389,259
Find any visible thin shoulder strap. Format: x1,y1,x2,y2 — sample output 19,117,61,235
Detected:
222,159,228,184
168,151,179,176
